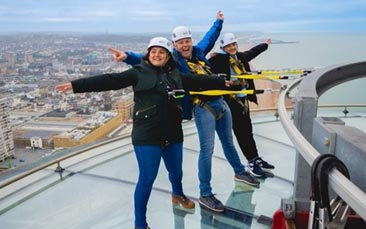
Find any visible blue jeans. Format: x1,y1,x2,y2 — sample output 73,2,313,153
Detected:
134,143,184,228
194,98,245,197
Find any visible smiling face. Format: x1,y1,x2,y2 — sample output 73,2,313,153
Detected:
148,47,170,67
173,38,193,59
222,42,238,56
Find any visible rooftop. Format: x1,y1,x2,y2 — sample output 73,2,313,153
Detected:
1,107,365,228
1,62,366,228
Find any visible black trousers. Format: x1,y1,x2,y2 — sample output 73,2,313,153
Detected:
226,97,258,161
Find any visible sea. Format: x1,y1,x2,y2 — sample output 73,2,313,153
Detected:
233,32,366,105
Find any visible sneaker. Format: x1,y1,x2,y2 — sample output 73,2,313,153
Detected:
248,160,266,177
234,171,260,187
172,194,195,209
199,194,225,212
255,157,275,171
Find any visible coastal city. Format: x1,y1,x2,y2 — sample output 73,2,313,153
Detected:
0,33,156,171
1,1,365,228
0,32,284,173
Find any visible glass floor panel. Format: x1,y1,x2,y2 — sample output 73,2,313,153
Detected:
0,111,365,229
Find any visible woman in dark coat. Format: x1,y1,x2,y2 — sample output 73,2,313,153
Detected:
55,37,238,229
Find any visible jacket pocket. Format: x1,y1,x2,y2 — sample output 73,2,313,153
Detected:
134,105,157,120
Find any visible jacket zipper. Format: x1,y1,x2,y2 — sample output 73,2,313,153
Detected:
135,105,157,116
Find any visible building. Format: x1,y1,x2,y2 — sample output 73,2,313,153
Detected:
0,97,15,161
112,94,134,122
53,111,123,148
4,52,17,66
30,136,43,149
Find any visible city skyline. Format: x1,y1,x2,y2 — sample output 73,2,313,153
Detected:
1,0,366,34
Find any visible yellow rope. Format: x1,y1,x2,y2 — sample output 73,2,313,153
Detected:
252,70,310,75
234,74,283,80
190,89,255,96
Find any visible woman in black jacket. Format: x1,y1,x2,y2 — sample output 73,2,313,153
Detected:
55,37,237,229
209,33,275,178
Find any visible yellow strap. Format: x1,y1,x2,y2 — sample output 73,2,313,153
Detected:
235,74,283,80
250,70,309,75
190,89,255,96
229,56,246,75
192,97,200,105
186,59,211,75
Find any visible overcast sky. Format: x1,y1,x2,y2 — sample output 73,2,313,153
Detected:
1,0,366,34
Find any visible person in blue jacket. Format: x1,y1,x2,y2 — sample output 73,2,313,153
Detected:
56,37,242,229
108,11,259,213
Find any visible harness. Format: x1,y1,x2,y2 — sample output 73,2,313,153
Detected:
228,56,250,113
229,56,246,76
186,58,226,120
186,58,212,75
193,97,226,120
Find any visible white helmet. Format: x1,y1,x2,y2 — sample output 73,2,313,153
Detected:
220,33,237,48
172,26,192,42
147,37,172,53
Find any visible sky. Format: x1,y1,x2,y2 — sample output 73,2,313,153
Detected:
1,0,366,34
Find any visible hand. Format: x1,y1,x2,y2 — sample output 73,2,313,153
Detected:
217,11,224,21
209,52,218,58
108,47,128,62
231,79,248,87
55,82,72,93
225,80,232,87
226,80,243,91
217,73,228,79
265,38,272,45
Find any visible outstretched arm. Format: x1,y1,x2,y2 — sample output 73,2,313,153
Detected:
242,38,271,62
55,82,73,93
108,47,143,66
108,47,128,62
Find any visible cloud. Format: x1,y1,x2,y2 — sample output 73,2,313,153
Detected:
131,10,167,17
43,17,82,22
224,16,366,33
0,0,366,33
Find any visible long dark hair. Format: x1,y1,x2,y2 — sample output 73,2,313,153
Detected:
143,47,177,71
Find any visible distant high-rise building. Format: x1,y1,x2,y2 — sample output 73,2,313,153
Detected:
5,52,17,66
24,52,34,64
0,97,15,161
103,92,112,111
112,95,134,122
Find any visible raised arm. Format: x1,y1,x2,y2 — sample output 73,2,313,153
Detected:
196,11,224,55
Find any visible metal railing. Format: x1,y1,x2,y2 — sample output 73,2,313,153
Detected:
277,61,366,221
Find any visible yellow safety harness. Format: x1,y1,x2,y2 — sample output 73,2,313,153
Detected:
186,58,226,120
229,56,246,76
228,56,249,113
186,59,212,75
